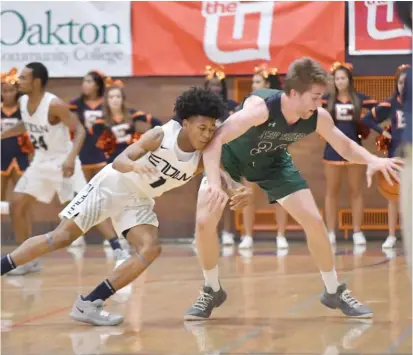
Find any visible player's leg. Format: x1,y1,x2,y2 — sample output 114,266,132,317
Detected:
347,164,366,245
1,174,10,201
278,189,372,317
221,207,234,245
1,177,111,275
184,177,228,320
275,204,289,249
70,202,161,326
83,165,125,251
9,192,35,244
239,180,255,249
1,218,83,275
324,163,343,243
401,146,412,280
383,200,398,248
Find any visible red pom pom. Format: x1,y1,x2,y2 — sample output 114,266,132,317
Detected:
17,133,34,154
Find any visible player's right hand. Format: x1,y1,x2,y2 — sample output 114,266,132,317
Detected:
132,163,158,179
206,185,228,213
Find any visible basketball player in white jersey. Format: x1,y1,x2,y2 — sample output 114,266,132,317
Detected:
1,87,250,325
0,62,87,274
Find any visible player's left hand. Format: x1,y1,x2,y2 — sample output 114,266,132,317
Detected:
366,157,404,187
62,157,76,177
229,186,253,210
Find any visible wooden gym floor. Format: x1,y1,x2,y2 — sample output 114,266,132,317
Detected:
1,242,412,355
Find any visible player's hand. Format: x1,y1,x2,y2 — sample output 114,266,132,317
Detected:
62,157,76,177
132,163,158,179
366,157,403,187
382,131,392,139
229,186,252,210
206,185,228,213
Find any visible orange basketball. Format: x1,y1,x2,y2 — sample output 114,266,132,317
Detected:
377,171,400,201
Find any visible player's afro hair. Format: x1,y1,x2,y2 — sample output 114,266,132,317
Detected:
174,86,227,121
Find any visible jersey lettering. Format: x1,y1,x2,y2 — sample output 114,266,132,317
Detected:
148,152,193,182
1,118,19,132
335,104,354,121
396,110,406,129
84,110,103,130
111,123,131,144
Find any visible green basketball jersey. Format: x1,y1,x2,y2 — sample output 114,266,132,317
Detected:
224,89,318,165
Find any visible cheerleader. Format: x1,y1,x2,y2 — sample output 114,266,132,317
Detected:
361,64,410,248
204,66,238,245
323,62,377,245
102,77,161,163
69,70,107,181
1,68,32,201
238,65,289,250
69,72,127,257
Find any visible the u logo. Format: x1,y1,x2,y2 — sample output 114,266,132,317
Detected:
202,1,275,64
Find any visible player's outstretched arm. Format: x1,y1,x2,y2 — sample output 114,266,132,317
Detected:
112,126,163,173
316,107,402,187
0,122,26,139
203,95,268,188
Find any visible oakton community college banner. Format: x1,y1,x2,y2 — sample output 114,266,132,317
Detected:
131,1,345,76
349,1,412,55
1,1,132,77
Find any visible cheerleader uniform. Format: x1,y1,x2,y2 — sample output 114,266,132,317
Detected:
106,111,161,163
69,97,107,168
322,93,377,164
361,96,405,157
1,104,30,176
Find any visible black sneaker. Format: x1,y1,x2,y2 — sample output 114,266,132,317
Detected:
320,283,373,318
184,285,227,320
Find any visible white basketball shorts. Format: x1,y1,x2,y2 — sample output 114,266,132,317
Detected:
14,156,86,204
59,164,159,237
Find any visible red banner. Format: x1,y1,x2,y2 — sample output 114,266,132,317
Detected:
349,1,412,55
132,1,345,76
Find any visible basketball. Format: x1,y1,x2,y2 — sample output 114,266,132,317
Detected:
377,170,400,201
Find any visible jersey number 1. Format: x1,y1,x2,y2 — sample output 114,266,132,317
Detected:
150,176,166,188
31,135,48,150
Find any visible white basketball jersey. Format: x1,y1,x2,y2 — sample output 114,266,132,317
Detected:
20,93,72,161
120,120,201,198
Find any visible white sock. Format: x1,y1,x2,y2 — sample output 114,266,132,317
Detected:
320,269,340,294
203,265,220,292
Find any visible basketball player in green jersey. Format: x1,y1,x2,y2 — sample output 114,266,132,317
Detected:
185,57,403,320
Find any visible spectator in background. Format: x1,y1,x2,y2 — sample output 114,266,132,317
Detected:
362,64,410,249
322,62,377,246
238,64,289,251
102,77,161,164
1,68,32,202
68,71,126,256
395,1,412,279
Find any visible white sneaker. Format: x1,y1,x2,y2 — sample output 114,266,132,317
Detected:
119,238,131,251
239,236,253,249
103,240,110,248
70,236,86,247
112,249,130,269
70,296,124,326
221,231,235,245
382,236,397,249
328,232,336,244
276,236,289,249
7,259,41,276
353,232,366,245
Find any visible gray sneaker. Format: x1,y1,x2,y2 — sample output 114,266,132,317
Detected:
320,283,373,318
7,260,41,276
70,296,124,326
184,285,227,320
